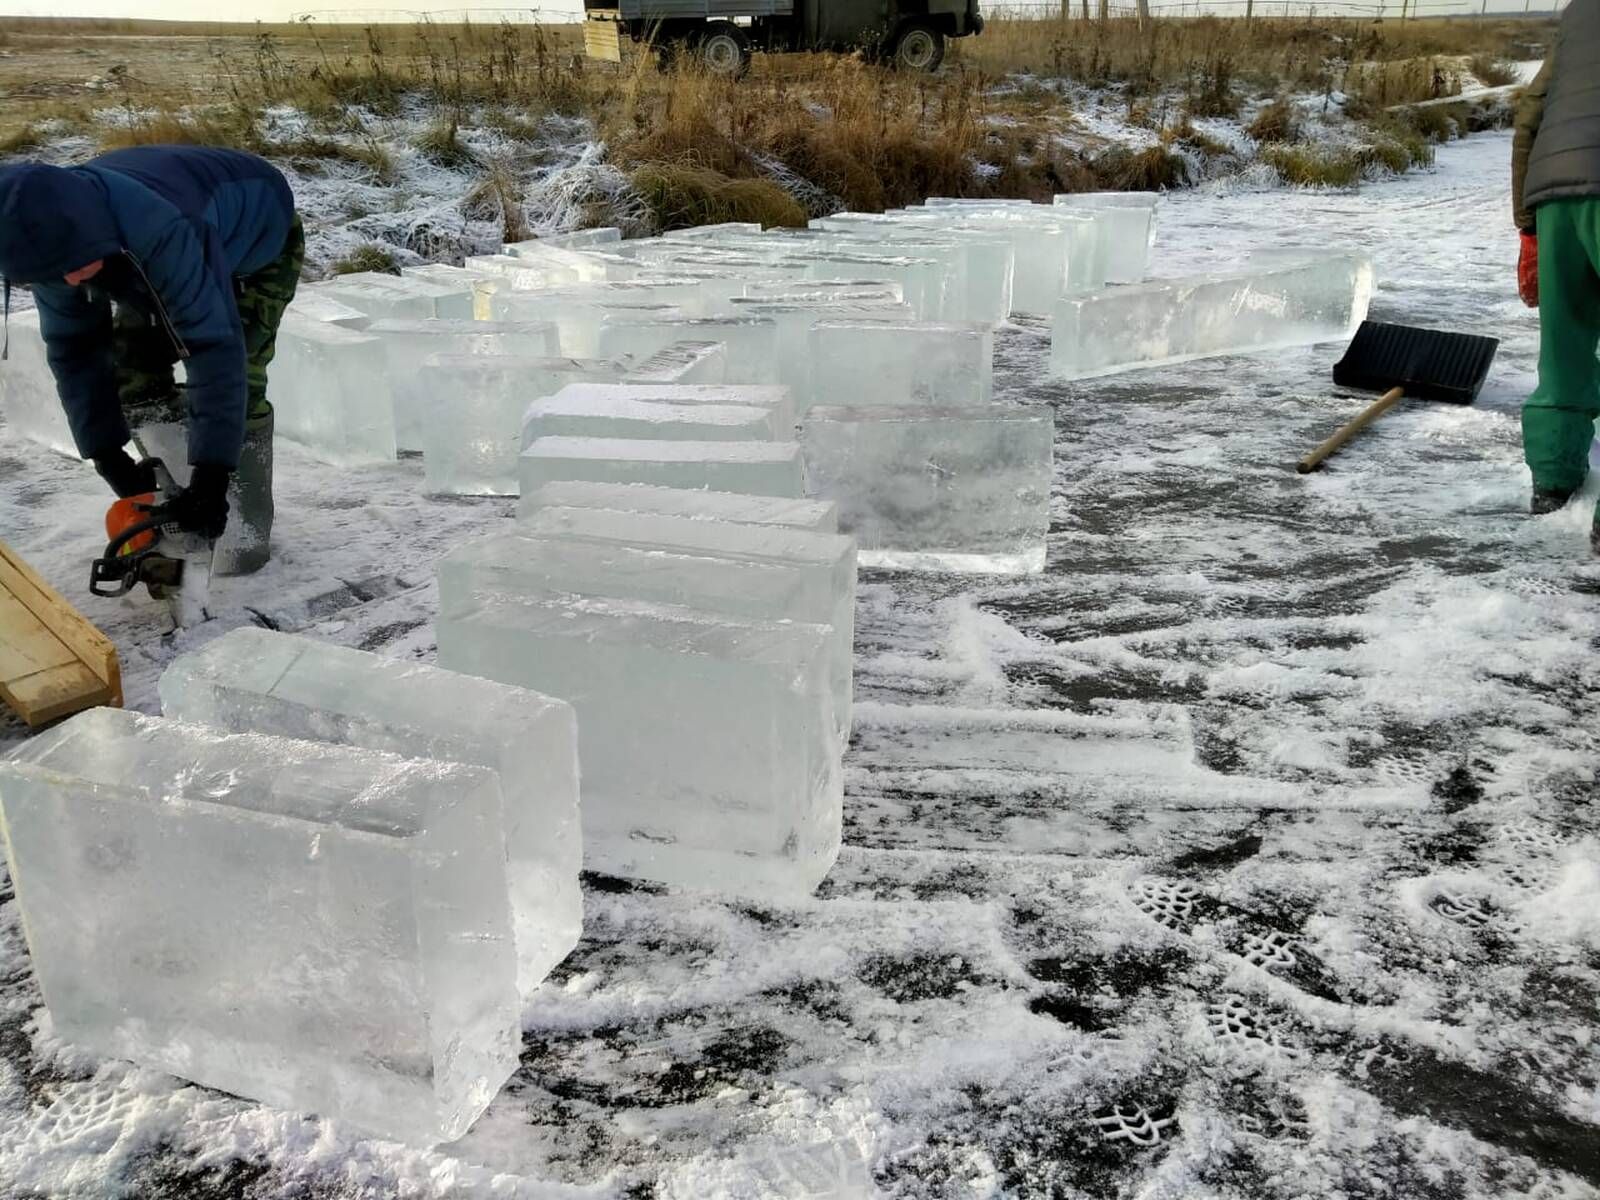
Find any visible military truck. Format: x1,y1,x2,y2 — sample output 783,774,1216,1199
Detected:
582,0,984,76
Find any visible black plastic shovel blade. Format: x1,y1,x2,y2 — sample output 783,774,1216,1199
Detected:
1332,320,1500,404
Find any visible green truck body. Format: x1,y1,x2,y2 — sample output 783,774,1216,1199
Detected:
583,0,983,73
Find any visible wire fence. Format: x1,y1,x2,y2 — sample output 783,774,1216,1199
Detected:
286,0,1566,19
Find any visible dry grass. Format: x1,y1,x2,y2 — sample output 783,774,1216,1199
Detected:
1246,95,1299,143
0,12,1550,226
631,163,808,230
330,243,400,275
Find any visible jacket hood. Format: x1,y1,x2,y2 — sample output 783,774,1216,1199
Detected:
0,163,122,286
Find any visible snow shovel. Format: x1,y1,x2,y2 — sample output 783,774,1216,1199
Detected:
1297,321,1500,473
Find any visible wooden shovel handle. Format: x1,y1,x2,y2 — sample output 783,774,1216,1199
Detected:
1297,386,1405,474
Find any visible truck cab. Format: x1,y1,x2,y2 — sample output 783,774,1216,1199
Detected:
583,0,984,75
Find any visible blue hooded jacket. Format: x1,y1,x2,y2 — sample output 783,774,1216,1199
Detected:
0,146,295,470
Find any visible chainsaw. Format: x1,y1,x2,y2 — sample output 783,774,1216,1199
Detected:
89,459,213,628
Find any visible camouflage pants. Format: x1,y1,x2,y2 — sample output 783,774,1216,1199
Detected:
115,213,305,427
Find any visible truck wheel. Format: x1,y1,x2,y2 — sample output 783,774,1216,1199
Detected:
698,23,752,78
892,22,945,72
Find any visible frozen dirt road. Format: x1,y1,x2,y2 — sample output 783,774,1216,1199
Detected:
3,128,1600,1198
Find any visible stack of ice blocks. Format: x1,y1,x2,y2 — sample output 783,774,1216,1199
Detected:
1049,252,1375,379
436,501,856,898
0,707,521,1145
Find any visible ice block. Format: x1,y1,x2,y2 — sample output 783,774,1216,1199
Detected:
158,628,581,1000
0,708,518,1145
436,592,841,898
521,436,804,498
1049,254,1374,380
419,354,625,495
802,405,1052,575
1052,192,1158,284
269,318,396,466
0,308,77,457
808,320,993,408
521,394,783,444
516,228,622,250
404,264,501,319
532,383,795,434
450,506,856,734
487,291,686,356
310,273,474,320
365,318,560,452
595,316,780,385
282,292,372,329
517,480,838,532
624,340,728,384
729,299,916,406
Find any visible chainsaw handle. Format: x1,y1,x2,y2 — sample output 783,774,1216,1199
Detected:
89,514,169,597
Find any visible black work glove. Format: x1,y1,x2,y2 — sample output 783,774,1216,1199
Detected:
160,464,231,539
93,448,158,499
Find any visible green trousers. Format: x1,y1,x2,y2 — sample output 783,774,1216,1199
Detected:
115,214,305,425
1524,197,1600,498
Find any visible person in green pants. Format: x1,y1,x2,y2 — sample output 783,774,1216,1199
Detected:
1512,0,1600,550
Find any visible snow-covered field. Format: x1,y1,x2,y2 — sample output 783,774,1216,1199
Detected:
3,129,1600,1198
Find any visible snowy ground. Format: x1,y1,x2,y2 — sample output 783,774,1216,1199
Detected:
4,128,1600,1198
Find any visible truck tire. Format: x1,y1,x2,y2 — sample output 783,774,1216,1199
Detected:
892,22,945,72
698,23,752,78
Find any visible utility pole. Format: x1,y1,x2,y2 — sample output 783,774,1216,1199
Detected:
1136,0,1149,23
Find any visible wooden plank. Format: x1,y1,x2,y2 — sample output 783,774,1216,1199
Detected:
2,663,114,729
0,589,78,681
0,538,122,726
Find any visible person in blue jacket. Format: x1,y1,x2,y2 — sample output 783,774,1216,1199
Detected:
0,145,302,576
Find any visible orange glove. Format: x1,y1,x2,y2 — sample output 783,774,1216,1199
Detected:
1519,231,1539,308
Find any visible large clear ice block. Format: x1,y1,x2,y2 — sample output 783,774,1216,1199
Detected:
1052,192,1158,284
436,593,840,898
486,290,686,356
808,319,993,408
419,354,624,495
0,708,519,1146
517,480,838,531
520,436,804,498
367,318,561,452
729,299,915,407
624,340,729,384
802,404,1052,575
533,383,795,434
0,308,77,456
595,316,780,385
1049,253,1374,380
521,394,782,444
457,505,856,734
158,628,581,1001
308,274,474,320
269,318,396,465
282,292,372,329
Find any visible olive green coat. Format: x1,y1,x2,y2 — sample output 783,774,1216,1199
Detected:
1513,0,1600,231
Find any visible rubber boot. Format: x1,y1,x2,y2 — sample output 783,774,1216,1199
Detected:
213,404,274,577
